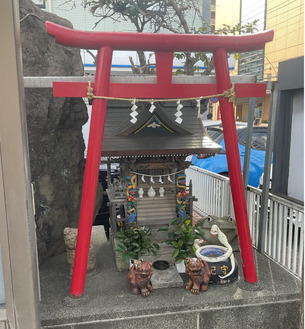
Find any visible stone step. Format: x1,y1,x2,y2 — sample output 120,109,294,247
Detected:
40,226,302,329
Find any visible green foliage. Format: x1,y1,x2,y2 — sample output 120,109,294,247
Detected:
159,216,205,264
215,20,259,36
80,0,259,76
115,223,159,263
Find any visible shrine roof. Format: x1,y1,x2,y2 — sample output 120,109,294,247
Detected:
100,100,222,157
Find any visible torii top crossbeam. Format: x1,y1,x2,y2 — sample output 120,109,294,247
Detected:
47,22,272,52
46,21,273,297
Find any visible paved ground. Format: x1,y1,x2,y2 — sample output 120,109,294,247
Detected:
39,226,302,328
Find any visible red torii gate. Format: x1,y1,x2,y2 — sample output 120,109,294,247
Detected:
46,21,274,297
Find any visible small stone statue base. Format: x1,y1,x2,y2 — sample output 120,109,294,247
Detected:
63,227,97,276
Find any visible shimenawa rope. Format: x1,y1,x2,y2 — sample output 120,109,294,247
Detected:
86,81,235,104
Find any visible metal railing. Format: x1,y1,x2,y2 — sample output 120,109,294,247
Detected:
186,166,232,217
186,166,304,279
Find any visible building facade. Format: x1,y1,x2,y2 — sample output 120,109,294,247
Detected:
214,0,304,123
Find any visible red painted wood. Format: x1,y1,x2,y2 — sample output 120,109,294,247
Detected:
70,46,113,297
214,48,257,283
45,21,274,295
155,52,174,84
46,21,274,53
53,82,267,99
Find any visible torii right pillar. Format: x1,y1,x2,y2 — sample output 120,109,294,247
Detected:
214,48,257,282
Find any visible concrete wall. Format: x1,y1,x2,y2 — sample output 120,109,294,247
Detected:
272,57,304,202
288,91,304,201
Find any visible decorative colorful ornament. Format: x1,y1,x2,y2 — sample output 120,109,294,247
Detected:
176,173,187,218
126,175,137,223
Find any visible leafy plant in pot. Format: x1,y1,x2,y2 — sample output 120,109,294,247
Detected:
115,223,160,266
159,216,205,273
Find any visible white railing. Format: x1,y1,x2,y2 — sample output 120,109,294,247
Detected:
186,166,304,279
186,166,232,217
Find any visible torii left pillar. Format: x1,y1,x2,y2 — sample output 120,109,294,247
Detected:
70,46,113,297
46,21,273,297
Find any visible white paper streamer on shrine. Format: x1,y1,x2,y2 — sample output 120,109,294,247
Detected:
175,100,183,124
197,98,201,118
167,175,173,182
150,176,155,184
130,99,138,123
159,176,163,184
149,101,156,113
141,175,145,182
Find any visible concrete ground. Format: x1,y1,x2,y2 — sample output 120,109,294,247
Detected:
39,226,302,329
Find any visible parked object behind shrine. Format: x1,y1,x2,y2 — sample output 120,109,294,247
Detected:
192,124,268,187
93,162,120,239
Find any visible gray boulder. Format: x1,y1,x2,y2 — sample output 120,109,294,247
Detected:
19,0,103,263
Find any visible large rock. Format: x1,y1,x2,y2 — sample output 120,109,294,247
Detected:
19,0,103,263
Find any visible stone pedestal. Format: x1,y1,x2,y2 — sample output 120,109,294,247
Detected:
151,264,184,289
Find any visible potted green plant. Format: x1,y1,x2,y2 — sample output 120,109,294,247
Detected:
115,223,159,266
159,216,205,273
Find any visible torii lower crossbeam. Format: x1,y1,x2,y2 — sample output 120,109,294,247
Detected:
46,22,274,297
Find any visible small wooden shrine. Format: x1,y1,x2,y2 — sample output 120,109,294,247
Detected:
102,99,221,245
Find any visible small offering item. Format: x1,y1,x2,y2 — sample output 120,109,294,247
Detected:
147,186,156,197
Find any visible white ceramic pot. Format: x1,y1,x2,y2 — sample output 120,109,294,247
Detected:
138,187,144,198
175,261,186,273
147,186,156,197
159,186,165,197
